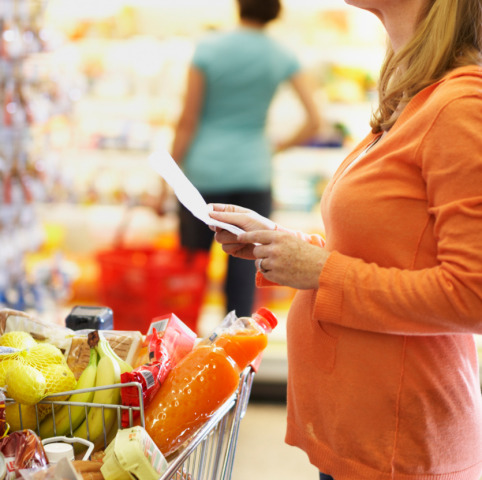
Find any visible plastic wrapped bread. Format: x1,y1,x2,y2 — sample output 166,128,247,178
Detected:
0,309,74,356
66,330,143,379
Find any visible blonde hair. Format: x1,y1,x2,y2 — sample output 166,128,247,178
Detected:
371,0,482,133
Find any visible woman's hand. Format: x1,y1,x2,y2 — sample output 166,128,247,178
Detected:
244,229,328,289
209,204,275,260
209,204,329,290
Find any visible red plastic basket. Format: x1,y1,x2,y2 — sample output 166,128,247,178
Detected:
96,246,209,333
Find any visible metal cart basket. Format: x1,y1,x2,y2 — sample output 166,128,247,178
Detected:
6,367,256,480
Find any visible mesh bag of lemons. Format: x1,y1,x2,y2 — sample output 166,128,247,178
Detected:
0,331,76,430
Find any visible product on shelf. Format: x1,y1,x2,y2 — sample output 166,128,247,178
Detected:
1,0,76,315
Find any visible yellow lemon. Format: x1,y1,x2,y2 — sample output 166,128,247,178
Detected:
36,403,55,422
23,342,66,367
6,364,46,405
0,331,36,350
0,359,19,387
34,364,76,421
5,403,38,431
41,363,76,398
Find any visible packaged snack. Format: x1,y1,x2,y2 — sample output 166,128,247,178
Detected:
19,457,84,480
0,430,48,479
0,309,74,356
120,363,170,427
120,336,172,427
100,426,167,480
120,314,196,427
66,330,142,380
0,390,6,439
136,313,196,367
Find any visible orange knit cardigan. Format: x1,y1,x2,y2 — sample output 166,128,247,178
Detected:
259,66,482,479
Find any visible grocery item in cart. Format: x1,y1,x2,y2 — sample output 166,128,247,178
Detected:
0,332,36,350
136,313,196,367
6,365,46,406
38,349,99,439
18,457,98,480
120,314,196,427
2,338,76,412
66,330,141,381
100,426,167,480
70,332,124,452
65,306,113,331
207,307,278,371
0,309,74,356
5,404,38,432
120,361,170,428
0,390,6,438
0,430,48,479
42,442,74,464
143,308,278,456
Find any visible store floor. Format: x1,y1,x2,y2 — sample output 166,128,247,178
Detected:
232,402,318,480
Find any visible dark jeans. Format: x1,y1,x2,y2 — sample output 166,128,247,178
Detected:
179,189,272,318
320,474,334,480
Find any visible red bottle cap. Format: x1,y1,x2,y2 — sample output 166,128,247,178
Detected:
254,307,278,330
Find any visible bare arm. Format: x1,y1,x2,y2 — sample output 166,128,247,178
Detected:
155,66,205,212
274,71,321,153
170,66,205,165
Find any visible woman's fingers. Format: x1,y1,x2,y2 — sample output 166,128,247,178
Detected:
214,229,256,259
209,204,275,232
209,203,252,214
210,211,264,231
238,230,277,245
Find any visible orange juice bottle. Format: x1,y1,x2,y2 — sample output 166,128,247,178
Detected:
210,307,277,370
143,308,278,456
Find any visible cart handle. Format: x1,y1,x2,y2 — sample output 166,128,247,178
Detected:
42,436,94,461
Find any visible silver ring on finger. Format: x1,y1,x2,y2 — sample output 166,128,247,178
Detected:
259,258,268,274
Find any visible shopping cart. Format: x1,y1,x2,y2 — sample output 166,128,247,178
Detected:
6,367,255,480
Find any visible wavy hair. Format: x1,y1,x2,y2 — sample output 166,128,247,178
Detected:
371,0,482,133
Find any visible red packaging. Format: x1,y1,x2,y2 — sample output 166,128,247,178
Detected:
120,340,172,427
121,313,197,427
0,430,48,478
0,390,6,439
146,313,196,365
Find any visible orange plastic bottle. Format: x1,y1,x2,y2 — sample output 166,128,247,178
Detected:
143,308,278,456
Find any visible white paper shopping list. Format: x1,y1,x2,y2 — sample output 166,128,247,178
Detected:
148,151,244,235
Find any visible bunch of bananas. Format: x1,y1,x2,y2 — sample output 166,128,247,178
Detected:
38,331,133,452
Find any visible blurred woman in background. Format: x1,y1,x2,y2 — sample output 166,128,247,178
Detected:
169,0,320,318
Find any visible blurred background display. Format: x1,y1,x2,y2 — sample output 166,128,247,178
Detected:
1,0,390,385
